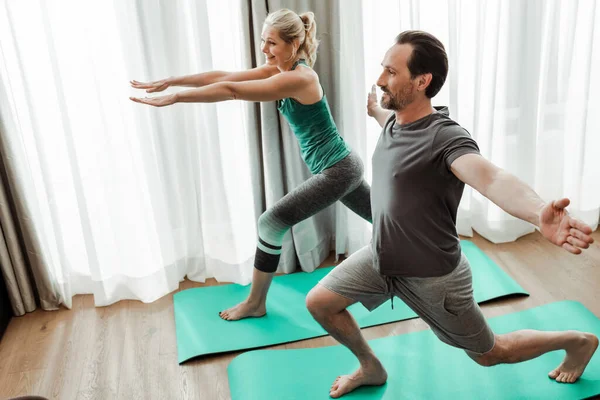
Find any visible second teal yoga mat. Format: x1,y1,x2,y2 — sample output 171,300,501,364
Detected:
228,301,600,400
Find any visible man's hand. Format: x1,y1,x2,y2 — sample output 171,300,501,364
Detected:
539,198,594,254
366,85,392,128
129,93,178,107
367,85,378,117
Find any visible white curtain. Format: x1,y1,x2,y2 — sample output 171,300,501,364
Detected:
361,0,600,243
0,0,259,307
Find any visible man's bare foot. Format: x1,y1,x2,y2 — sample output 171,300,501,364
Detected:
219,301,266,321
548,332,599,383
329,357,387,398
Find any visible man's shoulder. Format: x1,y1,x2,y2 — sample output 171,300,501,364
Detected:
430,111,476,151
435,119,469,135
430,109,470,138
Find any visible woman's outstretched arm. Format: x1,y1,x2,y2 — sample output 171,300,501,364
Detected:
130,64,279,93
130,70,311,107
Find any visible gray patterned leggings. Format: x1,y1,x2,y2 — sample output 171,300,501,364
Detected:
255,152,371,272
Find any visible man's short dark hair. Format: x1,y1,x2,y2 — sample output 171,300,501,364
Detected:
395,30,448,98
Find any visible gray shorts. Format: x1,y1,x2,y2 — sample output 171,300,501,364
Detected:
319,246,495,354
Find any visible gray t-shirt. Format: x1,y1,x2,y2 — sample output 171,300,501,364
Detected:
371,106,480,277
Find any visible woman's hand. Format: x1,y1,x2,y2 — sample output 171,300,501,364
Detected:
129,94,178,107
130,78,173,93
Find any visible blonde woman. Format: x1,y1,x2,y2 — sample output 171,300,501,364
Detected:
131,9,371,320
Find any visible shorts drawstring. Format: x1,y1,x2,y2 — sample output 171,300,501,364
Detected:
385,276,394,310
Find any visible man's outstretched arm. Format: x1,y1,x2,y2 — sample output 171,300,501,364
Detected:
451,153,594,254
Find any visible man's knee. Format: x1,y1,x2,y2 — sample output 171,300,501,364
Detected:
468,337,504,367
305,285,350,318
471,352,500,367
305,286,328,317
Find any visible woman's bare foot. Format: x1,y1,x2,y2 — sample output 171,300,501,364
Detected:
548,332,599,383
329,357,387,398
219,300,266,321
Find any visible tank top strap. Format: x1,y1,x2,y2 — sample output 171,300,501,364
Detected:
291,58,308,70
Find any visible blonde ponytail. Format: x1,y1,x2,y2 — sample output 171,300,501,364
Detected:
298,12,319,67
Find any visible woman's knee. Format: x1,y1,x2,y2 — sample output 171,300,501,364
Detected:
255,211,287,273
256,211,272,233
257,211,289,244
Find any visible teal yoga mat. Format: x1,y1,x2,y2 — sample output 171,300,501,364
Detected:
174,241,528,362
228,301,600,400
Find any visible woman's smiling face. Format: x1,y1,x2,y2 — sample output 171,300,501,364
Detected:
261,25,295,66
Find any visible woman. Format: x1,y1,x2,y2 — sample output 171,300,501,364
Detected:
130,9,371,321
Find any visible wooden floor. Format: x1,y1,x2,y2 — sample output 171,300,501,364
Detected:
0,231,599,400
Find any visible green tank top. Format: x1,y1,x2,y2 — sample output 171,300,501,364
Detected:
277,59,351,174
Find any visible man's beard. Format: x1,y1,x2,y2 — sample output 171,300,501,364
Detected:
380,82,416,111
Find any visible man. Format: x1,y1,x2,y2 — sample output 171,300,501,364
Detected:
305,30,598,398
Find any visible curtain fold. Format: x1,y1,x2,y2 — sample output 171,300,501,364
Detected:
0,82,60,314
